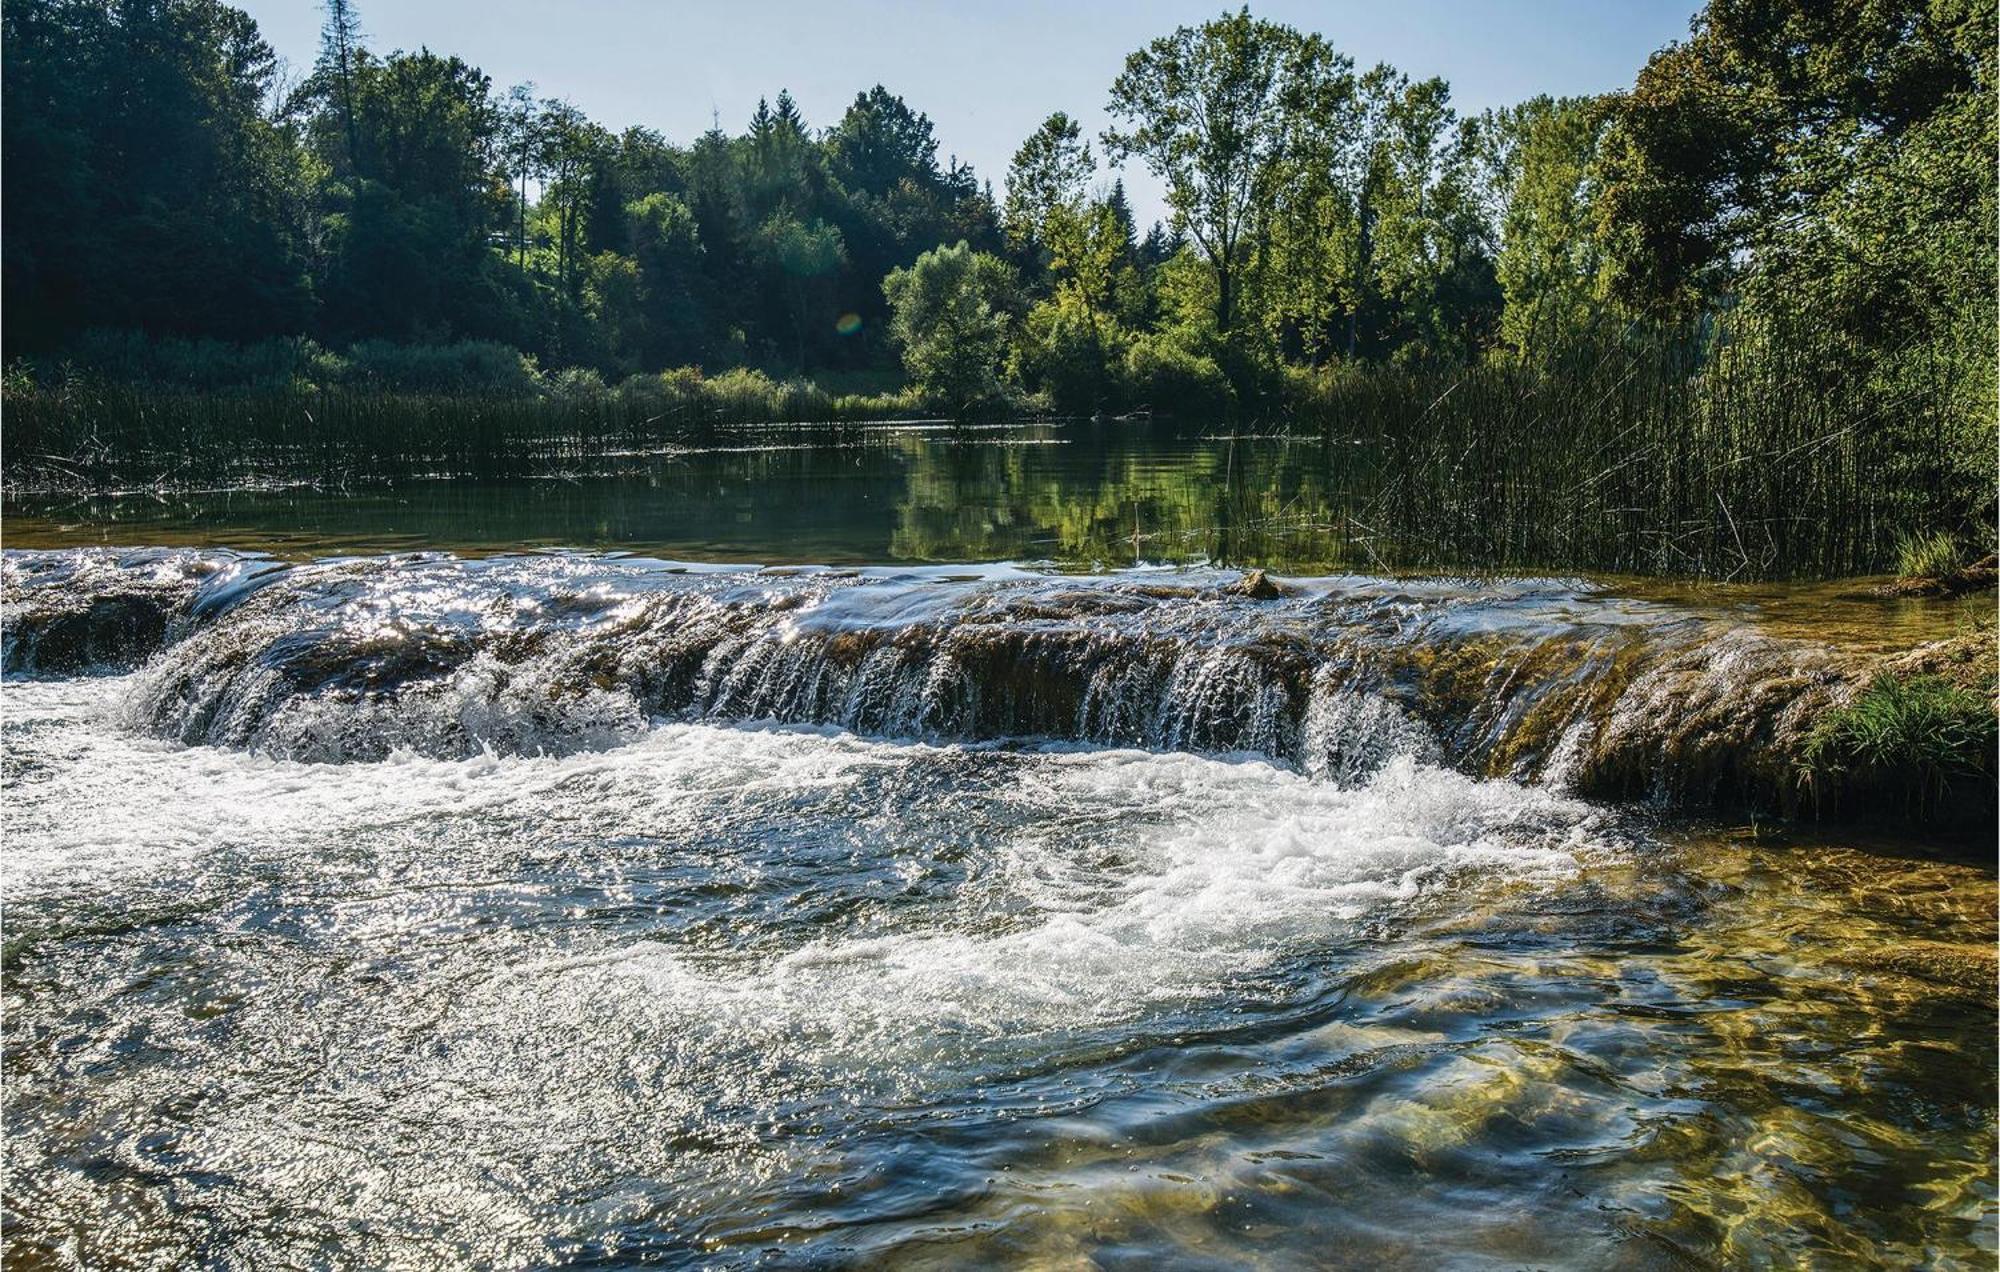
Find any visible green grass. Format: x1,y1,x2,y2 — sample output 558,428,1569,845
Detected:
1894,530,1962,581
1800,674,1997,819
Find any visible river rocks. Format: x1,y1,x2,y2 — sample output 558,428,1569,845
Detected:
1224,568,1287,600
1873,553,1999,598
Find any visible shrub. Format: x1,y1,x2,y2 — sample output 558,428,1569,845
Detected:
1011,302,1127,415
343,339,544,395
547,367,609,402
38,330,334,392
1122,331,1233,418
660,366,706,395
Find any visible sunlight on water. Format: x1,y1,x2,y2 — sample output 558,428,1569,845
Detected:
3,551,1993,1269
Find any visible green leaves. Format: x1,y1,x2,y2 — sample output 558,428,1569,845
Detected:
882,242,1019,416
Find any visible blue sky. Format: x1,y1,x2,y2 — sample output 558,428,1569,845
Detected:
239,0,1700,226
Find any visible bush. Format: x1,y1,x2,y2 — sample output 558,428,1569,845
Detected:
831,387,926,418
343,340,544,395
546,367,609,402
1011,302,1127,415
1122,331,1234,418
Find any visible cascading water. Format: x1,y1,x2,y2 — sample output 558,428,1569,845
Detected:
4,547,1993,1269
0,547,1923,804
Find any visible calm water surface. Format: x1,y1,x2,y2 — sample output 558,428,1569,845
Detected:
2,427,1993,1268
5,421,1368,568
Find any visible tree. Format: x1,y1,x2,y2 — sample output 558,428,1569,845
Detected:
1365,76,1498,362
1481,95,1608,358
827,85,944,198
633,196,705,344
1102,8,1304,333
1004,112,1095,251
2,0,315,347
318,0,364,169
312,48,510,341
1249,42,1360,362
498,83,541,270
754,213,844,369
1592,0,1996,328
882,241,1019,413
1004,113,1127,319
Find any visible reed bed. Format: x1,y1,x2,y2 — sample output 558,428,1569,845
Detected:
2,380,903,492
1291,319,1983,579
5,316,1984,580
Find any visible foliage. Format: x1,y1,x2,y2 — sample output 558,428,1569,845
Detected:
1103,8,1316,334
1800,673,1997,818
1010,301,1127,415
1478,95,1609,360
1122,330,1235,418
882,243,1020,415
1,0,1991,573
343,340,543,395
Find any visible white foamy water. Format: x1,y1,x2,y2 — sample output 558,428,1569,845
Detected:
0,669,1613,1266
6,673,1605,1052
615,748,1604,1059
5,635,1991,1271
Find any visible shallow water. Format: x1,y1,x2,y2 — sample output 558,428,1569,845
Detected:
3,545,1994,1268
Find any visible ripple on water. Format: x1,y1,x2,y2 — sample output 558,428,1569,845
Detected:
3,633,1994,1269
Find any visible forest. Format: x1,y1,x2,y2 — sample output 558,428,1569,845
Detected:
3,0,1995,572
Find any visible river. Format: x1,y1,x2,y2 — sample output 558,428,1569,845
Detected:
3,427,1993,1269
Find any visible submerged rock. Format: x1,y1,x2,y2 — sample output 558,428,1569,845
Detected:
1,548,233,674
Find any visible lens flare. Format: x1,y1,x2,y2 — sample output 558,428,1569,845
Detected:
834,312,862,336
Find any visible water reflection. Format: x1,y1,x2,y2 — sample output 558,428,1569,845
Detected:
5,423,1370,571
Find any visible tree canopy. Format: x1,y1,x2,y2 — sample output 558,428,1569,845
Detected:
2,0,1990,460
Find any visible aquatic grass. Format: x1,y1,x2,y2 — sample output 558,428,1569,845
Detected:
1800,674,1998,820
1289,310,1983,579
1894,530,1962,581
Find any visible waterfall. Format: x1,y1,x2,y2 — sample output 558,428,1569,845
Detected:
2,548,1918,815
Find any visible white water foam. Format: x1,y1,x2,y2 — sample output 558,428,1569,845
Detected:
611,746,1604,1062
5,678,1610,1065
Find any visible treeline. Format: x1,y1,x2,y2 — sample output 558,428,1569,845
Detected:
3,0,1002,377
2,1,1994,537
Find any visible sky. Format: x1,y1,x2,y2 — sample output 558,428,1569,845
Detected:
238,0,1701,226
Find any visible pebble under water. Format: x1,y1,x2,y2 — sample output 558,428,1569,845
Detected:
2,550,1994,1269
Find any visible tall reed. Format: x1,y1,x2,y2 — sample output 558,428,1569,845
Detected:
1287,314,1982,579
